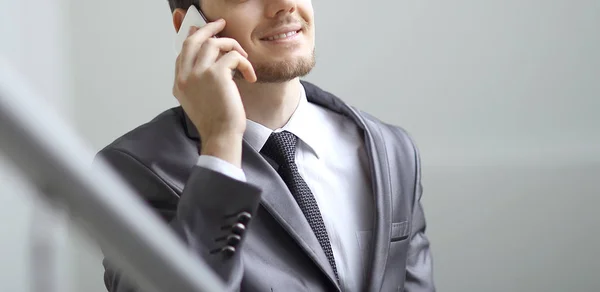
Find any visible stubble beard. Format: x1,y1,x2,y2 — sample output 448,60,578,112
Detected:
235,48,316,83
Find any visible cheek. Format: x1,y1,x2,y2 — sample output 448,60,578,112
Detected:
297,0,314,17
220,19,251,40
221,10,260,42
224,27,255,53
297,5,315,31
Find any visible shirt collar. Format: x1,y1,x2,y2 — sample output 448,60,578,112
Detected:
243,84,323,158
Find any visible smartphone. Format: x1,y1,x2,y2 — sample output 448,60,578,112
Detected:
174,5,210,55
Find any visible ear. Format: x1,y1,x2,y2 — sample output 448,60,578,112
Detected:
172,8,186,32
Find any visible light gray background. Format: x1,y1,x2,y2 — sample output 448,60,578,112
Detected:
2,0,599,291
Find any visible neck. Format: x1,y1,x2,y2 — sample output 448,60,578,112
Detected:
235,78,302,130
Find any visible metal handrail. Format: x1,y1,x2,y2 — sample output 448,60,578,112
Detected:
0,56,225,292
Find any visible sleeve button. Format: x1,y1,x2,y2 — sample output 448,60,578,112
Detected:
221,246,236,257
227,234,242,246
231,223,246,235
237,212,252,225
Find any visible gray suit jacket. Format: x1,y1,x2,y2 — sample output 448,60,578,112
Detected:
97,81,434,292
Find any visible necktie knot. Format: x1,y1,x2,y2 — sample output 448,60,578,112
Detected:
261,131,298,166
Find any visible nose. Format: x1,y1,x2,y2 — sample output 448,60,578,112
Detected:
265,0,297,18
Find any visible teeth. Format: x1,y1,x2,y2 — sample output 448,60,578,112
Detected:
266,30,298,41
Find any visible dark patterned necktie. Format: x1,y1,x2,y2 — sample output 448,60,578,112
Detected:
261,131,339,283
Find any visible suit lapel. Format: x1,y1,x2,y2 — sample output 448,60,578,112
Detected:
328,105,392,292
350,110,392,292
241,142,341,291
302,81,393,291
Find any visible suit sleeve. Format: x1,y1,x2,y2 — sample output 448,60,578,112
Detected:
404,143,436,292
96,148,262,292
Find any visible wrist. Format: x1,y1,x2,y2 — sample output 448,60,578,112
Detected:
200,133,244,168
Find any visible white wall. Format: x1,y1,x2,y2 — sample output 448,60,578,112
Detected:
3,0,598,291
310,0,600,166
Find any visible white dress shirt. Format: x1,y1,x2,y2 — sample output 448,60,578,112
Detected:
196,85,373,291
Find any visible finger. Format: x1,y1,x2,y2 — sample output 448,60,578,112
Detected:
195,37,248,70
187,25,199,36
192,18,227,39
175,26,198,76
179,19,226,77
213,51,257,83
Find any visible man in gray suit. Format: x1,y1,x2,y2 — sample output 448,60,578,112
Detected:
98,0,434,291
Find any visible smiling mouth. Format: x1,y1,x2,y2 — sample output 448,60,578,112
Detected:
261,30,302,41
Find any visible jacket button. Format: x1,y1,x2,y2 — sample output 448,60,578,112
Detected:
237,211,252,225
231,223,246,235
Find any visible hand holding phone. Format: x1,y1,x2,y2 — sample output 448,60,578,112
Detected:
172,6,257,168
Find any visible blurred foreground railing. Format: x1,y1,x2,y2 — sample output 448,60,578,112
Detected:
0,56,225,292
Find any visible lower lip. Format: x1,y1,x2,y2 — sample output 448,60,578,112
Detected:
261,30,302,43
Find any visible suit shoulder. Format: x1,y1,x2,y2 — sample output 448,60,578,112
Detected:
97,107,193,164
94,107,193,215
357,109,419,159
